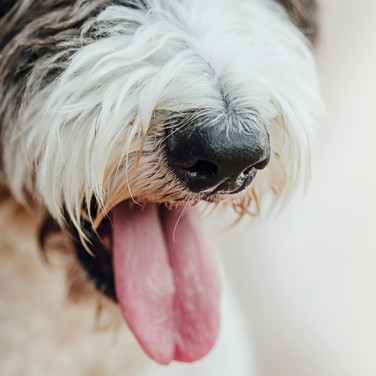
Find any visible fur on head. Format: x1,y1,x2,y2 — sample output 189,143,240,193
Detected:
0,0,321,365
1,0,320,227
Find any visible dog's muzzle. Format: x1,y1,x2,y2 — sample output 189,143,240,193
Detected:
166,119,271,195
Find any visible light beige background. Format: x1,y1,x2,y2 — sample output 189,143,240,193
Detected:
212,1,376,375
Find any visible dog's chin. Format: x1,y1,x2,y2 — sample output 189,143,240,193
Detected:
73,198,221,365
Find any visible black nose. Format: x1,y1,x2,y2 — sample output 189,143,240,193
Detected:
166,122,270,194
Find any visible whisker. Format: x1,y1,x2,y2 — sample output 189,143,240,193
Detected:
172,199,192,242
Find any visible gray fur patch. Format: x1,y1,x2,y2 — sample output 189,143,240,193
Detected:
276,0,318,41
0,0,145,135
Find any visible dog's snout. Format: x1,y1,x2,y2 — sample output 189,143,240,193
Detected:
166,122,270,194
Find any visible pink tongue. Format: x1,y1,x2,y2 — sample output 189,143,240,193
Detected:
112,203,220,365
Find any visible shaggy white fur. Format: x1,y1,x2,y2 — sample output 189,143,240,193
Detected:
0,0,322,374
3,0,320,229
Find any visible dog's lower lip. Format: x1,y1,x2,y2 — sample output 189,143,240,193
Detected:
74,215,117,301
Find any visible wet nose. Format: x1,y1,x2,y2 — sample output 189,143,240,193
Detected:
166,123,270,194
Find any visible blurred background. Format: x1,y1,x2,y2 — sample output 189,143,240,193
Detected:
213,0,376,375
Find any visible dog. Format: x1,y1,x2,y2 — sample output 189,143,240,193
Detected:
0,0,321,375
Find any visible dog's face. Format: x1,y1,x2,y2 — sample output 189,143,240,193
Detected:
0,0,320,366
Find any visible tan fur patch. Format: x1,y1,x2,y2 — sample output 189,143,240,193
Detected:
0,190,149,375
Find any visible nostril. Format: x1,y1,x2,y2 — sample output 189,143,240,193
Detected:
253,157,270,170
242,166,254,176
240,156,269,178
180,160,218,178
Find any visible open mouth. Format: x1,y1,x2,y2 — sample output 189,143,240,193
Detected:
74,200,220,365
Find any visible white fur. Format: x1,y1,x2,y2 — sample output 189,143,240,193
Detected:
1,1,322,373
3,0,321,229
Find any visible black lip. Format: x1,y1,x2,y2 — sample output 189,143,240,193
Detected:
73,217,117,302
